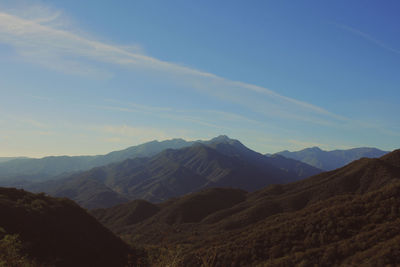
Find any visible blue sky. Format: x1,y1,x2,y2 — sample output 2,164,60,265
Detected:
0,0,399,157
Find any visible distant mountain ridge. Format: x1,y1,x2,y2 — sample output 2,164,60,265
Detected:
0,157,27,163
0,138,194,185
28,136,322,209
2,136,382,184
276,146,388,170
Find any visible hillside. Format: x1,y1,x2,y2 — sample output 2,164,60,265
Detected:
0,188,139,267
92,149,400,266
30,137,321,208
27,174,131,209
276,146,388,170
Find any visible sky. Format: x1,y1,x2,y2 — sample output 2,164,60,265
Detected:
0,0,399,157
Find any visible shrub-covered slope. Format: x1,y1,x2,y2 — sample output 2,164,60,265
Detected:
93,149,400,266
0,188,136,267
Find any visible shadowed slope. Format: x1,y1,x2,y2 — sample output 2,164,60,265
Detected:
93,187,247,234
0,188,134,267
92,199,160,234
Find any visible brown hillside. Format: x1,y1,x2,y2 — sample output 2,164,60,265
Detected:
0,188,136,267
93,149,400,266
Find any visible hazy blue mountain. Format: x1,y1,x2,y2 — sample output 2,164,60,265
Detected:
276,146,388,170
29,144,290,208
0,138,193,185
0,136,322,187
0,157,28,163
29,136,321,209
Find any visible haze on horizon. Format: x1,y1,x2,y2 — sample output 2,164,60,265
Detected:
0,0,399,157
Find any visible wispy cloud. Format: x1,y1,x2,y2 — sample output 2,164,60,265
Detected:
101,125,170,139
93,124,193,145
0,112,49,129
97,104,223,129
20,118,47,128
334,23,400,56
95,99,261,130
0,4,350,127
24,94,53,102
104,99,173,113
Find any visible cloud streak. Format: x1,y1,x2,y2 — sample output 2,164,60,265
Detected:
101,124,171,140
335,23,400,56
97,104,225,129
0,6,350,127
97,98,266,128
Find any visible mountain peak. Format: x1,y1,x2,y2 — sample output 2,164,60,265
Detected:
207,135,244,147
210,135,232,143
308,146,323,152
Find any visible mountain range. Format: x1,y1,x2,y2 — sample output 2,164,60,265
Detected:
2,136,389,210
92,148,400,266
276,146,388,170
0,138,193,185
26,136,321,209
1,136,398,266
1,137,386,187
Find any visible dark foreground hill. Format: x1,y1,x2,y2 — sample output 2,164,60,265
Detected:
30,137,321,209
276,146,388,170
0,188,140,267
93,149,400,266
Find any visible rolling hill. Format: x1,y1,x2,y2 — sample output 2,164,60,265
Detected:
276,146,388,170
92,149,400,266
